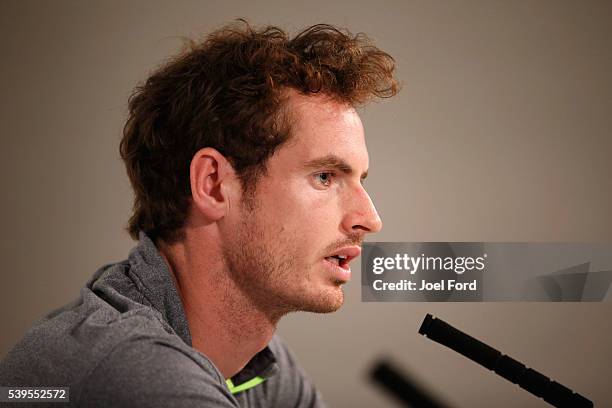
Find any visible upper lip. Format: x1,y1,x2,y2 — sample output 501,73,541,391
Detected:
326,246,362,263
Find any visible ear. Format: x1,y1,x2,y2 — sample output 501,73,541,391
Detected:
189,147,239,221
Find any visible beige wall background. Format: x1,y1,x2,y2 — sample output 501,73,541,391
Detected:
1,1,611,407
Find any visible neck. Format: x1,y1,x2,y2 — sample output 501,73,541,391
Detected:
157,229,277,379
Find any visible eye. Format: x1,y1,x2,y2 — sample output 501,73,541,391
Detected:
314,172,334,188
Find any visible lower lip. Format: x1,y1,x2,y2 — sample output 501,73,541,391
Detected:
323,258,351,283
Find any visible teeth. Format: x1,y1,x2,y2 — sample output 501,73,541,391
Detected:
326,255,347,265
326,256,340,265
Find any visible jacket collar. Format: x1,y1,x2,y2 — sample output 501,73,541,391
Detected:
128,231,278,389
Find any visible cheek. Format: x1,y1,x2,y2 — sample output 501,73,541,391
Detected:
258,177,343,237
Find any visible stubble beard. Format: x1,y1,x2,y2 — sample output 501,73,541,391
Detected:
222,197,344,320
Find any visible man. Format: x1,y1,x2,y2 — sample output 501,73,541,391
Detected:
0,21,398,407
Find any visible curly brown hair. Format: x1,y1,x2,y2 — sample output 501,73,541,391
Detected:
120,20,399,244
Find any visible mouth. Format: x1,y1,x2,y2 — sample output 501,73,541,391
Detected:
325,246,361,266
323,246,362,282
324,254,350,269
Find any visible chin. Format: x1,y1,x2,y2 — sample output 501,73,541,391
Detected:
299,286,345,314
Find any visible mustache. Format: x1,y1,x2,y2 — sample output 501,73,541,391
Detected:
324,233,364,255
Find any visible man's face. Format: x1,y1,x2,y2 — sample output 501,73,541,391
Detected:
222,91,382,317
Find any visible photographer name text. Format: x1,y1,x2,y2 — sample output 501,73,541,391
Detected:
372,279,478,291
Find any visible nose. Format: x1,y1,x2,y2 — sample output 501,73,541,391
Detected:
341,184,383,235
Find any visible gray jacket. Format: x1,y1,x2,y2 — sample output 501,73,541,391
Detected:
0,232,325,407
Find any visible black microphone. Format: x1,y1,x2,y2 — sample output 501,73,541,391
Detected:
370,359,452,408
418,314,593,408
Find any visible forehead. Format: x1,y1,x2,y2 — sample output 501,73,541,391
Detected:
278,91,368,163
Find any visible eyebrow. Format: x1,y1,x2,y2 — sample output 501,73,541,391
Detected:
302,154,368,180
